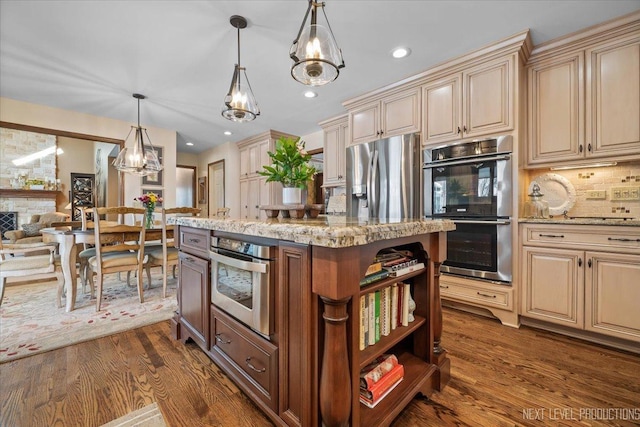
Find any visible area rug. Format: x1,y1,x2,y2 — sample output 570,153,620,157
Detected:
100,402,166,427
0,271,177,363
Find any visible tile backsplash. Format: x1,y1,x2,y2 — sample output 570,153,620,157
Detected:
526,161,640,219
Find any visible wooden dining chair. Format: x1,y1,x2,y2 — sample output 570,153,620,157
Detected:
144,207,201,298
0,241,64,308
86,207,146,311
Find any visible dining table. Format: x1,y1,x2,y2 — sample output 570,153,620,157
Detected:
41,225,169,312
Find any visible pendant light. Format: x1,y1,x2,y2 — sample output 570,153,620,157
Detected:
222,15,260,122
113,94,163,176
290,0,344,86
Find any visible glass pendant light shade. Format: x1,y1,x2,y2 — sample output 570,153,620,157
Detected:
113,94,163,176
290,1,344,86
222,15,260,122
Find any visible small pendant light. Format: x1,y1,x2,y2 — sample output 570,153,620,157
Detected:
290,0,344,86
222,15,260,122
113,94,163,176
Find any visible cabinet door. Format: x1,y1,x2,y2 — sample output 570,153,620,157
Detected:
463,56,513,138
527,53,585,165
381,88,421,139
422,74,462,146
257,139,271,175
239,146,251,178
257,177,271,220
586,35,640,159
585,252,640,342
521,246,584,327
240,179,250,219
248,144,259,176
178,252,209,350
323,123,346,186
350,102,379,145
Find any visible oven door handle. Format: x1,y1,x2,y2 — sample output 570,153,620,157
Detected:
209,251,268,274
452,219,511,225
423,154,511,169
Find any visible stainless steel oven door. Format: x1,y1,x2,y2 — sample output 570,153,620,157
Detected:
441,219,512,283
210,250,272,338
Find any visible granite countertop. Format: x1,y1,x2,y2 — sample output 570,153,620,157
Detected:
519,218,640,227
173,216,456,248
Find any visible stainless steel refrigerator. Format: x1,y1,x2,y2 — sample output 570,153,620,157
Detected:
346,133,421,219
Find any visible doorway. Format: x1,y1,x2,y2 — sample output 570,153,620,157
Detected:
208,160,225,216
176,165,196,207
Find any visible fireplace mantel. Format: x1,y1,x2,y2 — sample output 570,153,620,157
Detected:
0,189,60,199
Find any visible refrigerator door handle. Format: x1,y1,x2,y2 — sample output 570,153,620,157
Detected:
369,149,379,216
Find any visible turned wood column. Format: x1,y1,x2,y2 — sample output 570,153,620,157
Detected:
432,261,444,354
319,296,351,427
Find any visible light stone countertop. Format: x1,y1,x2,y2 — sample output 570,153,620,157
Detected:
172,216,456,248
519,218,640,227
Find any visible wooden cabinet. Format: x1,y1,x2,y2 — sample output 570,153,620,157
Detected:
70,173,95,221
520,223,640,343
349,87,421,145
238,130,296,220
320,114,348,187
422,56,513,146
526,24,640,167
176,226,210,351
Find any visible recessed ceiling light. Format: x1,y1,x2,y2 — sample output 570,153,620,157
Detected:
391,47,411,59
304,91,318,98
186,142,194,146
224,131,232,136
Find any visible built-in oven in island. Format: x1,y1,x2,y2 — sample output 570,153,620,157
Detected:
423,135,513,283
210,237,276,339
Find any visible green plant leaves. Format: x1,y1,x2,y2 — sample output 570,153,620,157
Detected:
258,137,317,188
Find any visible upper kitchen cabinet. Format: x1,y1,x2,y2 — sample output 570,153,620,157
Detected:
526,13,640,168
240,138,270,178
423,56,514,146
346,87,421,146
320,114,348,188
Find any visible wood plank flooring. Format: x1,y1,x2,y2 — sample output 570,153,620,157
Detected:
1,307,638,427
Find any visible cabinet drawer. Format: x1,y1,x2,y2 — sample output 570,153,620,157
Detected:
179,226,210,257
440,276,513,310
211,306,278,410
522,224,640,252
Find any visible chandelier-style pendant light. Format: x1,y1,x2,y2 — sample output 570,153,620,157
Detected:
222,15,260,122
290,0,344,86
113,93,163,176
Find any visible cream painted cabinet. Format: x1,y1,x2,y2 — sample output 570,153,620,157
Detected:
521,223,640,343
526,31,640,167
526,53,584,165
422,55,513,146
586,34,640,159
240,139,270,178
320,115,348,187
349,87,420,145
239,177,272,220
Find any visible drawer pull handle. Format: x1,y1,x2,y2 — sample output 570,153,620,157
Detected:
185,257,194,263
608,237,640,242
215,334,231,344
539,234,564,238
477,292,496,298
440,285,449,289
245,357,266,373
189,238,200,243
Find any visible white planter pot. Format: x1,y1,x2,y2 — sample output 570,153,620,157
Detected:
282,187,302,205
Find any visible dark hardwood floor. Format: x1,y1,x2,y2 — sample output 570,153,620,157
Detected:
1,307,638,427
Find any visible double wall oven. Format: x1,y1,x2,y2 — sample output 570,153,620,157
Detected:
423,135,513,283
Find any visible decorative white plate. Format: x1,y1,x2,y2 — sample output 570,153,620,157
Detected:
529,173,576,216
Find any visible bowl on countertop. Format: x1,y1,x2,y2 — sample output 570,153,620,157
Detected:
306,204,324,218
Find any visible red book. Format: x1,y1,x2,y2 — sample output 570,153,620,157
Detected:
359,354,399,389
359,363,405,402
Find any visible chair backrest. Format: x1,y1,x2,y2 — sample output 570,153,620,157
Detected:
161,207,201,251
92,207,146,271
81,207,123,230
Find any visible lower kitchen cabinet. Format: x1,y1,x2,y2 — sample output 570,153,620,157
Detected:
520,223,640,343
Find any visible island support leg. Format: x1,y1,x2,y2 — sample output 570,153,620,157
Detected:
319,296,351,427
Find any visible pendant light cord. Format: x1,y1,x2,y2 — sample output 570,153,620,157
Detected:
137,97,141,127
237,25,241,67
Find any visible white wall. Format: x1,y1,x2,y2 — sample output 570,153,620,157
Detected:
0,97,178,210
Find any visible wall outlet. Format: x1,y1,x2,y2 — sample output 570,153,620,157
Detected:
611,186,640,201
586,190,606,200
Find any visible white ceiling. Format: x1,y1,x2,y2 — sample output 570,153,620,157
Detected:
1,1,639,154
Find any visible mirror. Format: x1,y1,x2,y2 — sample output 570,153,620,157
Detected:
0,121,124,218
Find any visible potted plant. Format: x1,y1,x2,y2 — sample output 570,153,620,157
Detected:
259,137,317,204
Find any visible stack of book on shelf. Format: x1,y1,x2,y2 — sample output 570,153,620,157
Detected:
359,354,404,408
359,282,413,350
359,260,390,286
380,249,425,277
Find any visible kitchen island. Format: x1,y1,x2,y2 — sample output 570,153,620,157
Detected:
172,216,455,427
